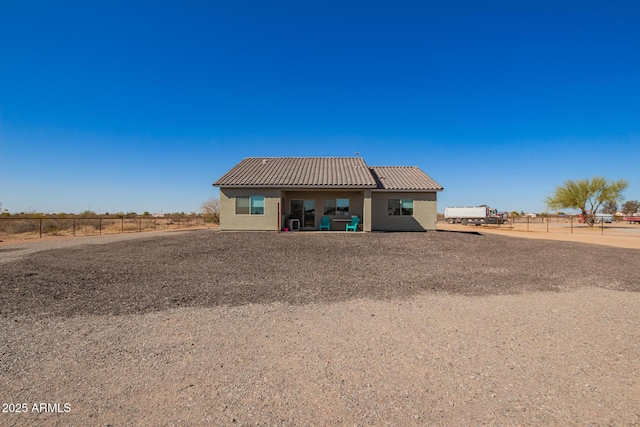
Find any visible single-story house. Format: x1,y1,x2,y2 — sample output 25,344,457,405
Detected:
213,157,443,232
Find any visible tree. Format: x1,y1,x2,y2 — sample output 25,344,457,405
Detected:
601,201,617,214
622,200,639,215
545,177,628,227
200,197,220,224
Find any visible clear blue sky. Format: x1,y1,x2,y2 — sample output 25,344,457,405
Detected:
1,1,638,214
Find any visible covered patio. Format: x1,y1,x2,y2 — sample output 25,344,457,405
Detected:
280,189,370,231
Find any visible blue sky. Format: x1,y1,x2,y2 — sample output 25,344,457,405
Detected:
1,1,638,214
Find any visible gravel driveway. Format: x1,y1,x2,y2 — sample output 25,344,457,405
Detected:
1,230,639,425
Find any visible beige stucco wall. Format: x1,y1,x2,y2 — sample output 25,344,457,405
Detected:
220,188,438,231
219,188,282,231
371,191,438,231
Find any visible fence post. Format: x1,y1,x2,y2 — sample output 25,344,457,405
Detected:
527,215,529,232
139,218,142,232
73,217,76,236
99,218,102,235
121,217,124,234
154,217,156,230
571,216,573,234
39,218,42,238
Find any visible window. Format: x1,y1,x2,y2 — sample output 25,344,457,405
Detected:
323,198,350,216
236,196,264,215
388,199,413,216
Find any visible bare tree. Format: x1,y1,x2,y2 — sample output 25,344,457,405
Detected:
200,197,220,224
622,200,639,215
601,201,617,214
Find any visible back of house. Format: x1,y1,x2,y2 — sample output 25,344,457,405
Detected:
213,157,443,232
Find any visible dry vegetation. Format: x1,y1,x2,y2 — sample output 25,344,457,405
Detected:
0,216,216,242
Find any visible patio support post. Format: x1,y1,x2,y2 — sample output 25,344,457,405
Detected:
363,189,372,232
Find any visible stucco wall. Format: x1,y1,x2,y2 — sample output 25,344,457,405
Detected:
371,191,438,231
219,188,282,231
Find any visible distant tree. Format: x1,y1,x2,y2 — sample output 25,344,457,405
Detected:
622,200,639,215
601,201,617,214
200,197,220,224
143,211,150,216
545,177,628,227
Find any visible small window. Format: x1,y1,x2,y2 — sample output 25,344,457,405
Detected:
388,199,413,216
323,198,350,216
236,196,264,215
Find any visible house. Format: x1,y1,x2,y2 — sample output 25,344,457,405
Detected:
213,157,443,232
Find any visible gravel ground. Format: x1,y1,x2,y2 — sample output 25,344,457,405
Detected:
1,230,639,425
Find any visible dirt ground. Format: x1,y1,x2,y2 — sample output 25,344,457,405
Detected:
1,229,639,426
437,219,640,250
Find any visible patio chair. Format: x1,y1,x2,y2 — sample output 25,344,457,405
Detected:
345,216,359,232
319,216,331,231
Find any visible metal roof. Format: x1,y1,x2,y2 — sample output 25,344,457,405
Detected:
213,157,443,191
368,166,443,191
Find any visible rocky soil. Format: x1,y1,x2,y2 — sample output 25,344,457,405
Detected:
1,230,639,425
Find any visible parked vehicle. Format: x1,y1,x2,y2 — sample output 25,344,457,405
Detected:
444,205,508,225
594,214,614,223
623,215,640,224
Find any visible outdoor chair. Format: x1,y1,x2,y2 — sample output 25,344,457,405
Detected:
345,217,359,232
320,216,331,231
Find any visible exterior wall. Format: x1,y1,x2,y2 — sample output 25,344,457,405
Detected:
371,191,438,231
219,188,282,231
220,187,438,231
282,190,366,231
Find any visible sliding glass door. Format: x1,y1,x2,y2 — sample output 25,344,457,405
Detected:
291,199,316,229
303,200,315,228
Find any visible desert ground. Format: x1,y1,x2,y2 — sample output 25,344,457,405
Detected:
1,228,639,426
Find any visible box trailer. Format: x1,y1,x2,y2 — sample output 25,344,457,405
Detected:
444,205,507,225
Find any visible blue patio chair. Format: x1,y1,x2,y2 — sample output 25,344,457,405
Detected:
319,216,331,231
345,216,359,232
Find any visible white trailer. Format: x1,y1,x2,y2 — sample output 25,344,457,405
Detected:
444,205,507,225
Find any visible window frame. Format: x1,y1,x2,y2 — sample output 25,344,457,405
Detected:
323,198,350,216
388,198,414,216
236,196,265,215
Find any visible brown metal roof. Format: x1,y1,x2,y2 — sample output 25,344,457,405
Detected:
213,157,378,187
368,166,443,191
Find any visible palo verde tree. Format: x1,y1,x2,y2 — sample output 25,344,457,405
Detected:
545,177,628,227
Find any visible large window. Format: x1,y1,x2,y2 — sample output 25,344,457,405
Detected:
323,198,350,216
236,196,265,215
388,199,413,216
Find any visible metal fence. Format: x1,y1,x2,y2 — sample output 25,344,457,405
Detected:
0,216,218,240
437,214,639,237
